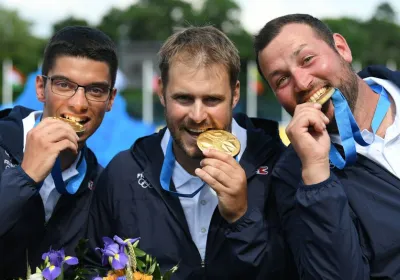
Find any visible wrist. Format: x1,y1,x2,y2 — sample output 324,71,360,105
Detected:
302,161,330,185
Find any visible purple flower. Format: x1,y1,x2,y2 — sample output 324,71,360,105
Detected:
96,236,128,269
113,235,140,247
42,265,61,280
92,277,103,280
42,248,79,267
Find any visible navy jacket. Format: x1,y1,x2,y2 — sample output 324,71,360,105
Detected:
273,66,400,279
0,106,102,279
85,113,298,279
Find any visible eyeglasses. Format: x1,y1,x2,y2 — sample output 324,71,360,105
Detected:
42,75,112,102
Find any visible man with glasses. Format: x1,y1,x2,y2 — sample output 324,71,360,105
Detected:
0,26,117,278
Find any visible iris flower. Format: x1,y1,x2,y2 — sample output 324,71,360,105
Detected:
113,235,140,247
41,249,79,280
96,236,128,270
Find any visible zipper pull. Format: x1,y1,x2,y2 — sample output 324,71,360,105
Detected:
201,260,205,268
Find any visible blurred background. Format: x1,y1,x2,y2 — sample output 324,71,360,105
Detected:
0,0,399,165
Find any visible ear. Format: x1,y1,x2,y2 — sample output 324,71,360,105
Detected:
36,75,46,103
106,88,117,112
333,33,353,64
232,80,240,109
157,77,166,107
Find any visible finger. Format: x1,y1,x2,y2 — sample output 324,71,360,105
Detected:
194,167,225,194
33,121,79,144
291,110,327,132
202,148,239,167
201,165,234,191
200,157,235,176
294,102,322,114
51,139,79,155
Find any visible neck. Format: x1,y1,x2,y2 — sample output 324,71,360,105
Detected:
59,149,80,171
353,79,396,138
173,143,201,176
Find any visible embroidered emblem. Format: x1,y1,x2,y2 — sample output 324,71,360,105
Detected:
88,180,95,190
137,172,152,189
256,166,269,175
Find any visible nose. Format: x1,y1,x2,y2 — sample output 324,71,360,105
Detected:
68,87,89,112
188,100,207,124
292,68,313,93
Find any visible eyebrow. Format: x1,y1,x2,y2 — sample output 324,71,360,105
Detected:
292,44,307,58
50,75,110,87
267,44,308,80
170,91,225,98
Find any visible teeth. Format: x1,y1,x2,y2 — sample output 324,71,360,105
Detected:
188,129,207,133
308,87,328,102
63,115,86,122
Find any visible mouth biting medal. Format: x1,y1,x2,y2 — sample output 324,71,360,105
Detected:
197,130,240,156
53,117,85,134
308,87,335,105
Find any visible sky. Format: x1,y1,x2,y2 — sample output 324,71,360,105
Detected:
0,0,399,38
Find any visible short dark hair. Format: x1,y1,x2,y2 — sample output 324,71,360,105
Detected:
42,26,118,87
254,14,336,79
158,26,240,90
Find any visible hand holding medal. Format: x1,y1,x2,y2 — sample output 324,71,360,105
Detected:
195,130,247,223
285,87,332,185
20,117,79,183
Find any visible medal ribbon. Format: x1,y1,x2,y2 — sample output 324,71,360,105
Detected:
329,84,390,169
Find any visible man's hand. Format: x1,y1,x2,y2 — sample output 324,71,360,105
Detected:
195,149,247,223
285,103,331,185
21,117,79,183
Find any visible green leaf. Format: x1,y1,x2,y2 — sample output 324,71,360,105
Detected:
133,247,146,257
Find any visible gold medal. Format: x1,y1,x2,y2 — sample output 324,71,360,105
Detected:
197,130,240,156
53,117,85,134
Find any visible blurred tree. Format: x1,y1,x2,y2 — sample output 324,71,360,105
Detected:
0,7,46,100
373,2,397,23
52,16,90,34
97,0,253,58
323,2,400,68
0,8,46,74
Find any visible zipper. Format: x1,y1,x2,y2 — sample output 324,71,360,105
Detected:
201,259,205,268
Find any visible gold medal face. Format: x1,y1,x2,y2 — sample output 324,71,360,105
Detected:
197,130,240,156
53,117,85,133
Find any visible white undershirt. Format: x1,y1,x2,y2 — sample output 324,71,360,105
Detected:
160,119,247,260
331,77,400,178
22,111,81,222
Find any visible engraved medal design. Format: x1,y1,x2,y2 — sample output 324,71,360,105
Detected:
53,117,85,134
197,130,240,156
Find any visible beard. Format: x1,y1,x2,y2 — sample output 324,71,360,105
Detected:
325,59,359,134
164,108,232,160
336,59,359,112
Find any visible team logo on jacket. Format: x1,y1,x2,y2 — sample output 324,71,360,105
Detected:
4,151,16,169
256,166,269,175
88,180,95,190
137,172,152,189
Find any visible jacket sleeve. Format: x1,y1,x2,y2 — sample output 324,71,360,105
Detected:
221,142,288,279
273,160,370,279
223,206,269,277
0,165,41,236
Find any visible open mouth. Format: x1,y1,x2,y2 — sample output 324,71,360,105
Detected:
307,86,335,105
185,128,210,137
